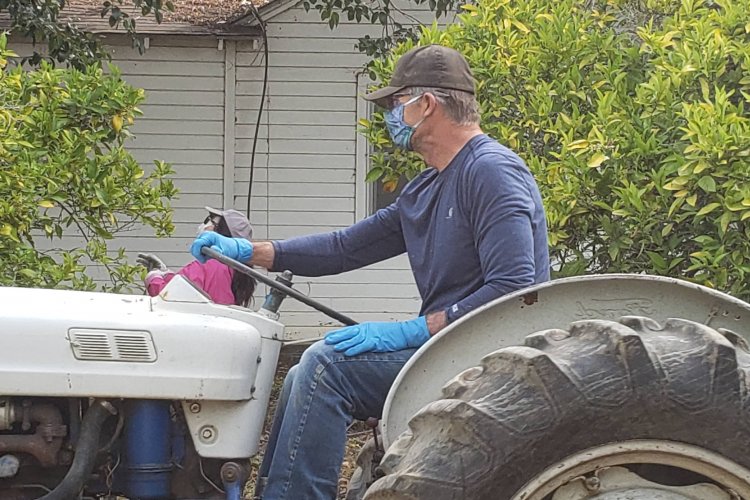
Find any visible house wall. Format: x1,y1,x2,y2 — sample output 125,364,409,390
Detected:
117,37,228,266
234,2,456,338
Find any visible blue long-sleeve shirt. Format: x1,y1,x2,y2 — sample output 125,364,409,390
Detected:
271,134,550,323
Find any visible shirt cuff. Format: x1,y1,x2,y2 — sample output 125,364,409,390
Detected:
145,269,166,284
270,240,284,272
445,304,460,324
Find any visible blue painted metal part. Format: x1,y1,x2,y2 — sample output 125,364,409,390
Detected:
124,400,173,499
223,478,242,500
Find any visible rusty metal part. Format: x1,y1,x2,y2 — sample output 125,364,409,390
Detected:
220,461,242,482
0,398,15,430
0,401,67,467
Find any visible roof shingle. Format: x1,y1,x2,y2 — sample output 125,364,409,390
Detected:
72,0,261,26
4,0,269,35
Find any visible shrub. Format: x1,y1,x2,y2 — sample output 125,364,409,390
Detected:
0,35,176,291
362,0,750,299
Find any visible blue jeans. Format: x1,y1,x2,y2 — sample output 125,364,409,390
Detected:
257,340,418,499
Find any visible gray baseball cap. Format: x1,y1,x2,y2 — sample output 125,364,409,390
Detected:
364,45,476,109
206,207,253,239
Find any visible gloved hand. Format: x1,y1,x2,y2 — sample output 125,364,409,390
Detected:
136,253,168,272
191,231,253,264
325,317,430,356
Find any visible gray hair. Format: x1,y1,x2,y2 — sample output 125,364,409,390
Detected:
408,86,480,126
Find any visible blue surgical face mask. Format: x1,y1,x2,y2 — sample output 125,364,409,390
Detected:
385,94,424,150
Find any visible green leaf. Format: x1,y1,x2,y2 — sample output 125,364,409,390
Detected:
587,152,608,168
696,203,721,216
646,251,667,270
720,212,732,233
696,176,716,193
567,139,590,150
365,167,384,183
19,269,36,279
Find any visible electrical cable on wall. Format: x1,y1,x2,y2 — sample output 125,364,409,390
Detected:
246,2,269,218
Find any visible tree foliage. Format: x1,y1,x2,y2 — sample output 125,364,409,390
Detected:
362,0,750,299
0,35,176,291
1,0,174,68
302,0,461,61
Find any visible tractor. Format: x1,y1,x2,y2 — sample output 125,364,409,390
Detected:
1,249,749,499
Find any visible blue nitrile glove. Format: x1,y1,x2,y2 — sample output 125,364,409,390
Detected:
325,317,430,356
190,232,253,264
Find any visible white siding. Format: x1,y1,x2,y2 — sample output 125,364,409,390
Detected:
235,2,455,339
119,38,226,252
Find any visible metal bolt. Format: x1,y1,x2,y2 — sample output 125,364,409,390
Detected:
200,426,215,441
20,401,31,432
189,403,201,414
584,476,600,492
221,461,242,482
257,356,262,364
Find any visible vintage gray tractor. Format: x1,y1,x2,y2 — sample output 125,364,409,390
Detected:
1,250,750,499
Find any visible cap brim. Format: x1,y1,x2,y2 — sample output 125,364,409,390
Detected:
205,206,224,216
363,85,406,108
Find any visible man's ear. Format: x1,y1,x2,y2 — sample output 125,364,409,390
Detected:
421,92,440,118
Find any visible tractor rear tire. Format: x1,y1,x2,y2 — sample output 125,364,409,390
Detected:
364,316,750,499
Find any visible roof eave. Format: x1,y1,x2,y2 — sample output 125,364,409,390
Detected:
229,0,300,27
89,24,262,37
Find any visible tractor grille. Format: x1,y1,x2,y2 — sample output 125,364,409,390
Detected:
68,329,157,362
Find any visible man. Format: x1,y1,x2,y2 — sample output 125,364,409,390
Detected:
191,44,550,499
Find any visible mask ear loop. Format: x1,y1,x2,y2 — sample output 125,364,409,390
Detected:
404,94,423,106
406,94,426,130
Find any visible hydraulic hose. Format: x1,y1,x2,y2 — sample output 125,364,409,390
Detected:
39,400,116,500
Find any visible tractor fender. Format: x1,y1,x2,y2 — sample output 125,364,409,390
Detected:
381,273,750,448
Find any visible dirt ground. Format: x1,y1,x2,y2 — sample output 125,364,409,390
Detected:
244,346,369,499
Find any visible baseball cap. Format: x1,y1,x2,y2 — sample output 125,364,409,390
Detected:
364,45,476,109
205,207,253,239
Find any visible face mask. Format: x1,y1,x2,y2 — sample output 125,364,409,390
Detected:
196,222,213,236
385,94,424,150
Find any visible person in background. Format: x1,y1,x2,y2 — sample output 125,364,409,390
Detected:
138,207,257,306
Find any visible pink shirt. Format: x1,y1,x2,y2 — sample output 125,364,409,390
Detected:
145,259,235,305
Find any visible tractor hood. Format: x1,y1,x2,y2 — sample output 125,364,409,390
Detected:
0,277,282,401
